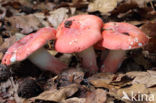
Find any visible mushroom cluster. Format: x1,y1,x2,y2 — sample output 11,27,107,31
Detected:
1,15,149,74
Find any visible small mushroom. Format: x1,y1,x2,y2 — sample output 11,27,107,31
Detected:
100,22,149,73
55,15,103,74
2,27,67,74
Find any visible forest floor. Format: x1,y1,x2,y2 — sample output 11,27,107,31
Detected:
0,0,156,103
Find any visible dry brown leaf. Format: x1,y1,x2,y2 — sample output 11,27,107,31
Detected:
111,1,156,21
60,68,84,84
54,68,84,87
0,36,17,52
13,0,34,8
133,53,151,69
88,0,117,15
105,71,156,102
6,14,42,34
117,84,148,96
126,71,156,87
130,0,151,8
0,32,24,60
36,2,56,11
85,89,107,103
0,77,24,103
0,35,17,60
0,5,6,19
117,84,148,102
47,8,69,28
0,33,24,51
34,13,50,27
148,88,156,102
126,71,148,78
127,20,146,26
0,52,3,60
0,36,3,45
88,72,156,102
141,21,156,59
62,97,86,103
141,21,156,37
88,73,115,88
30,84,79,102
110,2,138,16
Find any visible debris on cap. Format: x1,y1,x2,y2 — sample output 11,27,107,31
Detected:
55,14,103,53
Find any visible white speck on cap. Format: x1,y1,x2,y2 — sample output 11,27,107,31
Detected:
138,43,142,47
134,37,138,42
69,42,72,45
129,46,132,49
10,54,16,63
130,41,133,45
69,39,78,45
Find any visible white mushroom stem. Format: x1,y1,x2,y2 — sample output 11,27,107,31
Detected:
77,47,98,73
13,33,67,74
28,48,67,74
100,50,126,73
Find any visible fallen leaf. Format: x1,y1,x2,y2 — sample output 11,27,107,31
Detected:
60,68,84,85
47,8,69,28
0,36,3,45
0,52,3,60
85,89,107,103
0,5,6,19
5,14,42,34
117,84,148,101
88,73,115,88
111,1,156,21
148,88,156,102
130,0,151,8
133,53,151,69
0,35,17,60
88,0,117,15
111,2,138,16
0,77,24,103
62,97,86,103
141,21,156,60
141,21,156,37
0,33,24,52
30,84,79,102
128,71,156,87
34,13,50,27
36,2,56,11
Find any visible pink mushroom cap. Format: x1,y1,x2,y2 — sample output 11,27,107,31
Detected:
2,27,56,65
101,22,149,50
55,15,103,53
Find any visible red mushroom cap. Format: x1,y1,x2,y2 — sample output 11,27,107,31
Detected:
101,22,149,50
2,27,56,65
55,15,103,53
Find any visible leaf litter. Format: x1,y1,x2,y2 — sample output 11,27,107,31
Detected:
0,0,156,103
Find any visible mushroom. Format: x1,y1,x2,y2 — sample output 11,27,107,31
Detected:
55,15,103,74
99,22,149,73
2,27,67,74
